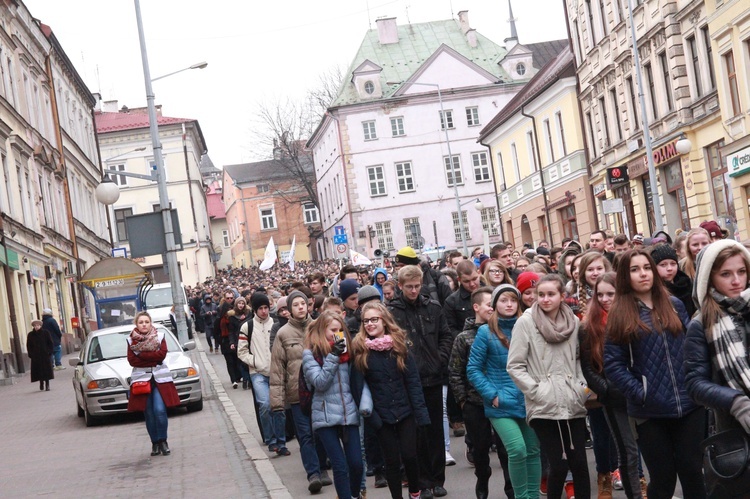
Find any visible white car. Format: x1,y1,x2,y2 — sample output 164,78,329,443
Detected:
70,323,203,427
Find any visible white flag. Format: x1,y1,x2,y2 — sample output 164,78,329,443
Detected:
259,237,276,271
350,249,372,266
288,235,296,271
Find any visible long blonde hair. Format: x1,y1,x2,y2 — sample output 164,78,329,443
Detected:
351,302,409,372
304,311,350,358
681,228,710,279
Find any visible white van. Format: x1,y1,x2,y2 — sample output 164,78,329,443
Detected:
143,283,192,335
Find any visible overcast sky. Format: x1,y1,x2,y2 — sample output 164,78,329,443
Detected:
23,0,569,169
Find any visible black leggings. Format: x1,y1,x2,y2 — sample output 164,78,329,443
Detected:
530,418,591,499
378,414,419,498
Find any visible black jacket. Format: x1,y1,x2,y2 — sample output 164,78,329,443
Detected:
388,294,453,387
357,349,430,428
42,315,63,346
345,308,361,336
579,327,626,408
444,287,473,339
665,270,696,319
448,318,484,407
420,262,453,306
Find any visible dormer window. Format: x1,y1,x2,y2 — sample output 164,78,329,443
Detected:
364,81,375,95
516,63,526,76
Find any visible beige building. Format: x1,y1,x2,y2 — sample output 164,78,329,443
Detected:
0,4,112,375
479,46,596,247
565,0,726,238
95,102,215,288
709,1,750,237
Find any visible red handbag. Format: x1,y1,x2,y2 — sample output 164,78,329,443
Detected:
130,380,151,395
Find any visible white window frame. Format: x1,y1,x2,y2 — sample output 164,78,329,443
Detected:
481,207,500,236
465,107,480,126
451,210,471,242
108,163,128,186
362,120,377,140
390,117,405,137
439,110,454,130
259,205,277,231
395,161,415,193
375,221,394,250
303,202,319,224
367,165,387,196
471,152,491,183
444,155,463,186
222,229,230,248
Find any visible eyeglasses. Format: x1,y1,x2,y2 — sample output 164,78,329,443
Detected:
489,269,504,275
362,317,381,325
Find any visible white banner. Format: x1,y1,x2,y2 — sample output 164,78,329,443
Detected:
288,235,296,271
350,249,372,266
259,237,276,271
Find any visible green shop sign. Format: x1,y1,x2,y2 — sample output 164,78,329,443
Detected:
728,145,750,178
6,249,19,270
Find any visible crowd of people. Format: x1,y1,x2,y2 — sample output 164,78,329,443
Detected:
177,221,750,499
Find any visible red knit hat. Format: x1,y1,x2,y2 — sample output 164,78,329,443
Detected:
515,272,540,294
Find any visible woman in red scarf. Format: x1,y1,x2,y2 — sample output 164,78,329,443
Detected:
127,312,180,456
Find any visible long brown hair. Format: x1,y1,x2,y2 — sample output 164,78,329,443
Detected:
483,261,513,286
304,311,350,358
488,290,521,348
700,245,750,337
582,272,616,372
350,302,409,372
607,249,684,344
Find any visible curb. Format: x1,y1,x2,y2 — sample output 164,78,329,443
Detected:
195,337,291,499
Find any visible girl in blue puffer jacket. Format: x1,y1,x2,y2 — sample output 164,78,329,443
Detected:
302,311,364,499
468,284,540,499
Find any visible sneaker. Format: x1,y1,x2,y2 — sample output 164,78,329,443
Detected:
374,474,387,488
268,444,279,453
420,489,433,499
308,474,322,493
640,477,648,499
564,481,575,499
451,422,466,437
465,446,475,467
611,469,623,490
445,451,456,466
320,470,333,486
275,446,291,456
540,475,547,495
409,493,421,499
433,485,447,497
232,381,238,389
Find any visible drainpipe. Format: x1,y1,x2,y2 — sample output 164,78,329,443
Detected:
521,105,555,247
0,215,24,373
479,139,505,242
45,53,84,343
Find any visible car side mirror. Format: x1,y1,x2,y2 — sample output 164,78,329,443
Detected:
182,340,196,351
68,357,82,367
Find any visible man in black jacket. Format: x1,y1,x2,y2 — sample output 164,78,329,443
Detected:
389,265,453,499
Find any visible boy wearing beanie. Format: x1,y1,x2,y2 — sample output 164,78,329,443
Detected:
650,243,696,317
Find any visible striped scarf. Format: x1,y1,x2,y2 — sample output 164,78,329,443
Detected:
710,288,750,396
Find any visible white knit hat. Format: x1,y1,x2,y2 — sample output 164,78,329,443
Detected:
692,240,750,308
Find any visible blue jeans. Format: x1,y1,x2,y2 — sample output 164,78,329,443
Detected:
145,384,168,443
316,425,363,499
238,361,249,383
589,407,618,473
250,373,286,449
290,403,320,479
52,344,62,367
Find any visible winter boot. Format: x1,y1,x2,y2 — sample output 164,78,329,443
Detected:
597,472,613,499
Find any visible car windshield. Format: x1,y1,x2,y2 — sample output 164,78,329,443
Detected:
86,327,182,363
145,288,174,309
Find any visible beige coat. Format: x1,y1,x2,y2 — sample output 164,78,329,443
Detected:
238,316,273,377
506,308,588,423
269,319,306,411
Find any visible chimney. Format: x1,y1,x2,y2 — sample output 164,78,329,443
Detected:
466,29,477,48
101,99,118,113
376,17,398,45
458,10,470,34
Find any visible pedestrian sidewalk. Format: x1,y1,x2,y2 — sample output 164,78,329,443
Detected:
0,344,270,498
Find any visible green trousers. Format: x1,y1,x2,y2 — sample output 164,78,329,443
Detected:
490,417,542,499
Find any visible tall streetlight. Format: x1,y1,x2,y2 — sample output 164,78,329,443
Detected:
626,0,663,233
387,80,469,256
96,0,207,345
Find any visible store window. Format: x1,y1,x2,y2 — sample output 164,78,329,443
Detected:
663,163,690,230
614,185,637,237
559,205,579,241
705,140,733,223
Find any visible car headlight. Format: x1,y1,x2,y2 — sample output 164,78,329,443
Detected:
87,378,122,389
171,367,198,379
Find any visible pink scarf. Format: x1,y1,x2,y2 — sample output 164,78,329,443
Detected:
129,326,160,352
365,335,394,351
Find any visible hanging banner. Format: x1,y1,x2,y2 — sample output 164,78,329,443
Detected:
287,235,296,271
350,249,372,266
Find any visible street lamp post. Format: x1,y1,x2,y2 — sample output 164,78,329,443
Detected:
387,80,469,256
626,0,664,233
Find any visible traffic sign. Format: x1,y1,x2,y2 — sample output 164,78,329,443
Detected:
336,243,347,254
333,234,348,245
334,225,346,236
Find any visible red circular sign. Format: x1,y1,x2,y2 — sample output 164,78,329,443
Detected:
611,168,621,178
